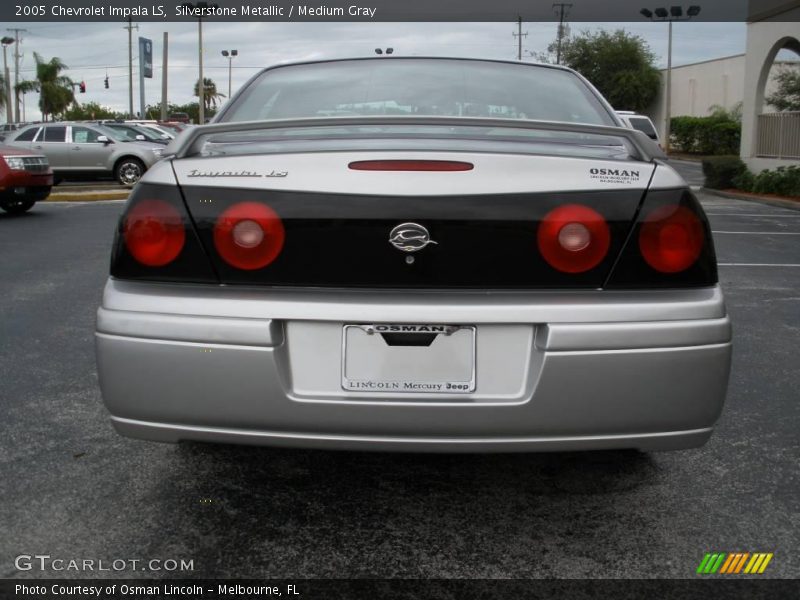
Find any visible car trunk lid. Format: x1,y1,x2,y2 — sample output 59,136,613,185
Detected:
172,150,654,289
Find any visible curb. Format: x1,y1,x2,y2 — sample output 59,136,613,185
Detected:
700,188,800,212
46,191,130,202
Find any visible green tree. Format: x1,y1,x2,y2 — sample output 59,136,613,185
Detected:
62,101,123,121
193,78,225,112
558,29,661,113
16,52,76,121
766,68,800,112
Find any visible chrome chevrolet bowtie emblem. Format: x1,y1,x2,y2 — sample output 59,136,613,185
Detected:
389,223,438,253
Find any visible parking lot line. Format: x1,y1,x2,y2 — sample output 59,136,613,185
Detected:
706,213,800,217
712,231,800,235
718,263,800,267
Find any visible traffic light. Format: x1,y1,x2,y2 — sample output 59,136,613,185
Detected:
79,81,86,93
104,76,109,89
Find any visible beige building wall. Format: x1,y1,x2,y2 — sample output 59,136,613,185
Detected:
645,54,798,142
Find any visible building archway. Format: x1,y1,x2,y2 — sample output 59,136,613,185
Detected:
755,36,800,114
741,20,800,170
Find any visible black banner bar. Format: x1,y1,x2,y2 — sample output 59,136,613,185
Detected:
2,579,799,600
3,0,784,23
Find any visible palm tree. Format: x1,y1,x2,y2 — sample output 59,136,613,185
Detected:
17,52,75,121
193,77,225,112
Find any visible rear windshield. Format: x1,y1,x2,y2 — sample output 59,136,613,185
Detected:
222,59,615,126
628,117,658,139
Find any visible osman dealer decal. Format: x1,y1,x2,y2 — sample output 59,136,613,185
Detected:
589,167,641,185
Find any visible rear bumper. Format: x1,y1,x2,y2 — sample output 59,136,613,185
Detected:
96,279,732,452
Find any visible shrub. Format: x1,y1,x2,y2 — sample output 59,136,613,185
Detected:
701,121,741,155
670,115,741,155
702,156,747,189
729,165,800,197
732,170,755,192
751,166,800,197
670,116,702,153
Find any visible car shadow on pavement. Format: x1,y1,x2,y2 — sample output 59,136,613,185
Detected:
177,442,658,496
162,443,662,576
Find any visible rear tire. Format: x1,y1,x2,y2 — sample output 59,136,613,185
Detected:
0,198,36,214
115,157,145,186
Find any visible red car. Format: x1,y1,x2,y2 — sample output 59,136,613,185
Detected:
0,144,53,214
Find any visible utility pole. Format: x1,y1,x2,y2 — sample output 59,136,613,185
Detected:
553,3,572,65
7,28,27,123
197,16,204,124
161,32,168,121
124,17,138,119
1,37,13,123
666,18,673,152
512,16,527,61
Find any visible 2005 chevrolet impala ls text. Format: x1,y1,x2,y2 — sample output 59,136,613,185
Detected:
95,57,732,452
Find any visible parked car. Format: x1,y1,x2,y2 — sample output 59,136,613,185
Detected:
168,112,191,124
616,111,661,146
123,120,177,140
5,122,164,185
0,123,24,142
156,121,189,135
99,122,171,145
96,57,731,452
0,144,53,214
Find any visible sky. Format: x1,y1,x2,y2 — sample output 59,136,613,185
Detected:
2,21,754,121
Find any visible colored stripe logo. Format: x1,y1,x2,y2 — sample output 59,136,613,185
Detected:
697,552,773,574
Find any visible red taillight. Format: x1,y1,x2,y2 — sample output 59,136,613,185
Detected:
213,201,285,270
123,199,186,267
348,160,474,171
639,205,704,273
537,204,610,274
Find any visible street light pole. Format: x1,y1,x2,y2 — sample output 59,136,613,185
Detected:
640,5,702,154
221,49,237,99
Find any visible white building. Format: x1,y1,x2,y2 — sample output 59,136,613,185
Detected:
646,54,797,141
646,1,800,170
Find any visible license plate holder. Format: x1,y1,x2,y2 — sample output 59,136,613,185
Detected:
342,324,476,394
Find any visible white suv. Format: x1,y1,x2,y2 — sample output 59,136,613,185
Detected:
616,111,661,146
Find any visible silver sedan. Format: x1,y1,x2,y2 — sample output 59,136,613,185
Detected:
95,58,731,452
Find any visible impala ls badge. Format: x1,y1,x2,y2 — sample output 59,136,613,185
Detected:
389,223,438,253
186,169,287,178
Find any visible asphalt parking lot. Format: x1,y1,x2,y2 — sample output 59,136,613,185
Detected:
1,190,798,580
